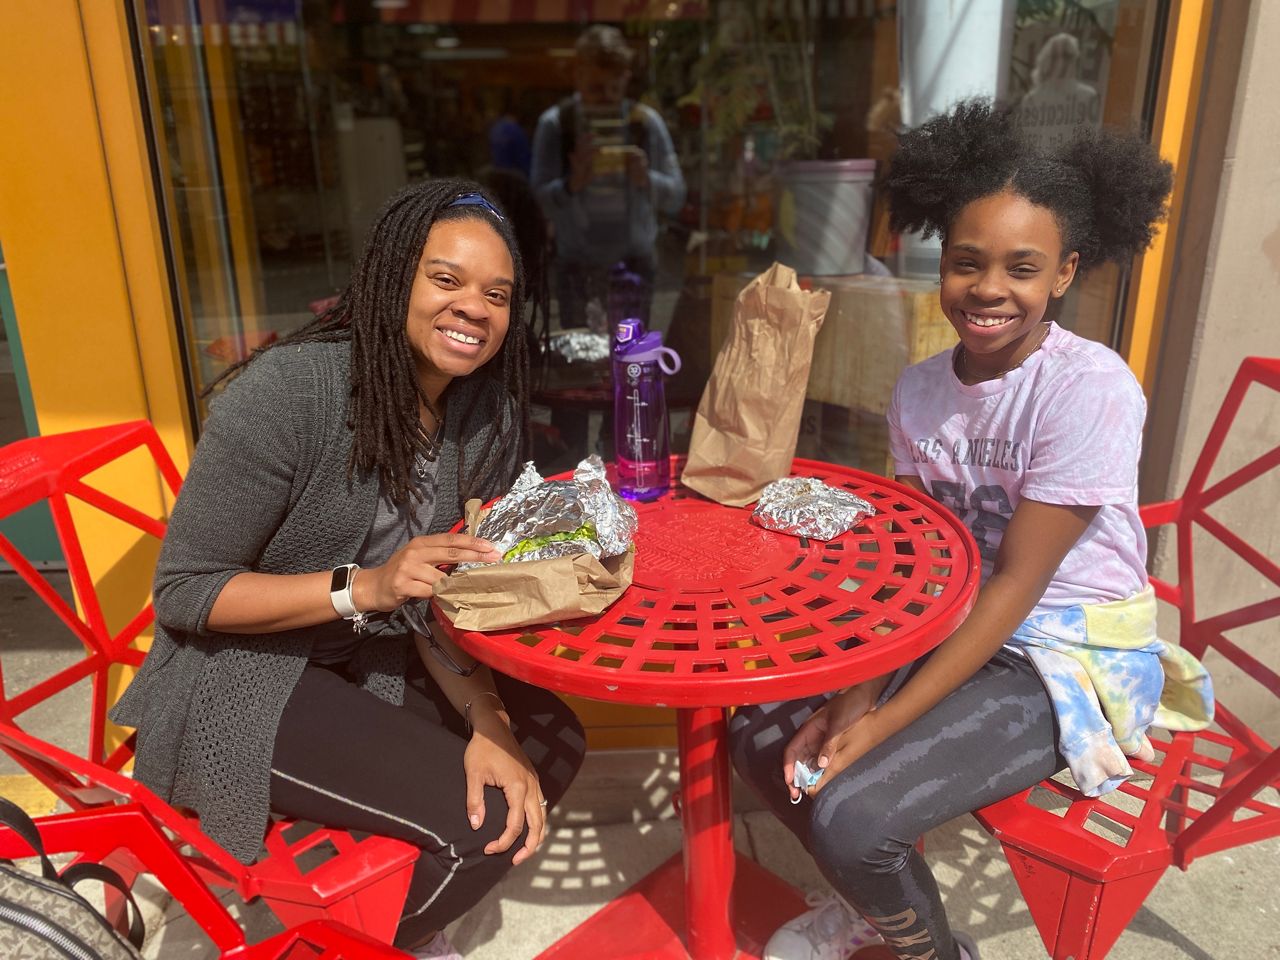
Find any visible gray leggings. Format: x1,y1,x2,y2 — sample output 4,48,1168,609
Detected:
729,650,1065,960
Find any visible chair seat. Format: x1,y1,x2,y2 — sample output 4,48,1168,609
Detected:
252,818,419,903
974,725,1280,884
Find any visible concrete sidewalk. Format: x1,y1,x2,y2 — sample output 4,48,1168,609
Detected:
2,573,1277,958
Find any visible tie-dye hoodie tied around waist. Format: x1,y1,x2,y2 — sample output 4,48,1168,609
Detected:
1006,587,1215,796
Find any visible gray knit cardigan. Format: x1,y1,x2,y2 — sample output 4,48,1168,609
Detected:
110,341,517,864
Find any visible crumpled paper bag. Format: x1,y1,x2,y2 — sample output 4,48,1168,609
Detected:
431,499,635,631
681,263,830,506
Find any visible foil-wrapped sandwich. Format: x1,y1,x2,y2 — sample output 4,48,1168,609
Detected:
751,477,874,541
546,330,611,364
463,455,637,567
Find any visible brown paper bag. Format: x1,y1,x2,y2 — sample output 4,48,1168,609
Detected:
681,263,830,506
433,550,634,631
431,499,635,631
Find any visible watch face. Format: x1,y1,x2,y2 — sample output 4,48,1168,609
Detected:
330,566,352,592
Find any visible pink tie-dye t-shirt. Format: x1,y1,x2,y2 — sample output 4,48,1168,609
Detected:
887,323,1148,614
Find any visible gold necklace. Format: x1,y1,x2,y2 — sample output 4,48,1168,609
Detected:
958,322,1050,384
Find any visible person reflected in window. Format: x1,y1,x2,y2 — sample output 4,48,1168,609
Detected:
531,24,686,333
1018,32,1101,152
488,94,532,179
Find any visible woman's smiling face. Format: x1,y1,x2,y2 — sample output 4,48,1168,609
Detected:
404,217,514,396
940,189,1079,376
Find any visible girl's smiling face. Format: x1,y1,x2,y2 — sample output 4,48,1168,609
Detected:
940,189,1079,378
405,217,514,399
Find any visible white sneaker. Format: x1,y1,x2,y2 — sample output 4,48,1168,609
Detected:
408,930,463,959
954,930,981,960
763,892,884,960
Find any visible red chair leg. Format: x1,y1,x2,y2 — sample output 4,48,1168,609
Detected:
98,848,144,936
242,919,410,959
1001,845,1166,959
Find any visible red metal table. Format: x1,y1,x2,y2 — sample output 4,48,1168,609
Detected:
435,457,980,960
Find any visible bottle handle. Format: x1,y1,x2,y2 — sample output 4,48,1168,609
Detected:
657,347,682,376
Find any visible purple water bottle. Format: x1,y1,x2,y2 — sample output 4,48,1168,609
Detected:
613,317,682,501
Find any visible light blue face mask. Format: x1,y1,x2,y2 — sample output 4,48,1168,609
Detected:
790,759,825,803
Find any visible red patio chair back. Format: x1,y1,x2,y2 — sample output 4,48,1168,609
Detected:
0,421,417,957
973,356,1280,958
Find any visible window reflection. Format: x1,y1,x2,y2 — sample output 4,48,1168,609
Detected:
136,0,1164,467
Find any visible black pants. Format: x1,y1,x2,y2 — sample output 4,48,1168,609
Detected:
270,658,585,948
729,650,1066,960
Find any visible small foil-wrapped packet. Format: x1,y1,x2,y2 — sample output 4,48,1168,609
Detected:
546,330,611,364
464,455,637,567
751,477,874,541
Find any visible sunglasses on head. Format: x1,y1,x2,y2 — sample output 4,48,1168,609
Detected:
449,192,506,222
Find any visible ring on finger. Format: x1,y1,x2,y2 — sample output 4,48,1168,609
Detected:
539,799,548,808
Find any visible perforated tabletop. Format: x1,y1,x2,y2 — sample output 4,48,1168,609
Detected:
436,458,980,708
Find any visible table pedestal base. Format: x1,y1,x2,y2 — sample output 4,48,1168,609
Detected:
534,852,807,960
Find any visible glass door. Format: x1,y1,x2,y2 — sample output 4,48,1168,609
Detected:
1003,0,1171,347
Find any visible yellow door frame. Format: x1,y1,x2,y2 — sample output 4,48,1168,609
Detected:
1123,0,1216,391
0,1,195,470
0,3,195,713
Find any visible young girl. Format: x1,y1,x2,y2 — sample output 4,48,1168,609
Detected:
111,179,585,959
731,101,1213,960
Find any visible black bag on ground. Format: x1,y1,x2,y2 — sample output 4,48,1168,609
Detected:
0,796,144,959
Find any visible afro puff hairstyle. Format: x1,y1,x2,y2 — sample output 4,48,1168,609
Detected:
885,99,1173,273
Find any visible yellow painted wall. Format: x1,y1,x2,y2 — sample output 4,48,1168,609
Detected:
0,4,194,716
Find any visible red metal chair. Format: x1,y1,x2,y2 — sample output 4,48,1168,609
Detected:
0,421,418,955
973,356,1280,958
0,804,407,959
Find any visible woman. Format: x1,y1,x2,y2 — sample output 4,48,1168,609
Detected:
112,179,585,959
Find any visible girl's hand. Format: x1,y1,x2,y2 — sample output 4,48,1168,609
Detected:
782,704,831,803
463,710,548,866
355,534,500,612
809,711,882,795
781,683,879,801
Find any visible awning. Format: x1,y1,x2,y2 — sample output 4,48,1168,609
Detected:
335,0,709,23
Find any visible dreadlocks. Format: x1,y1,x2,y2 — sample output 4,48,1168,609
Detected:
211,177,529,509
478,167,553,389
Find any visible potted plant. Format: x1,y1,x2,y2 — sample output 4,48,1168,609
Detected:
670,1,875,276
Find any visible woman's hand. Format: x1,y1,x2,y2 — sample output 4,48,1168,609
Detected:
355,534,500,613
782,682,881,801
463,708,548,866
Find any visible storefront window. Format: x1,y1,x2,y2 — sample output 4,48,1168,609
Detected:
1005,0,1169,346
133,0,1168,468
